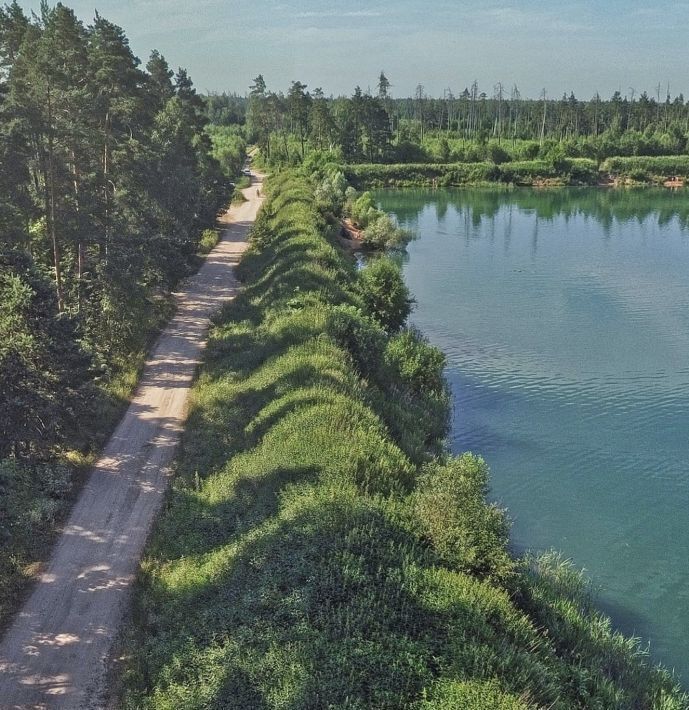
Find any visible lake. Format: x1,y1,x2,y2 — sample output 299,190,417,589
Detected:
377,186,689,680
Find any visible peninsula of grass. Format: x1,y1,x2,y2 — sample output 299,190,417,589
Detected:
119,169,686,709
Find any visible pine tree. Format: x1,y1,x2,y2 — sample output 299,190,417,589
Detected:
145,49,174,113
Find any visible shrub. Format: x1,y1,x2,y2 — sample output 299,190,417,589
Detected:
487,141,510,165
350,191,376,225
361,213,408,249
313,168,347,215
198,228,219,255
415,455,515,584
327,304,385,378
358,258,414,332
384,329,446,397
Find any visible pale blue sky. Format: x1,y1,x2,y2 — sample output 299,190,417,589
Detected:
17,1,689,99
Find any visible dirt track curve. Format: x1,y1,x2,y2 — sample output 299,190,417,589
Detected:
0,174,264,709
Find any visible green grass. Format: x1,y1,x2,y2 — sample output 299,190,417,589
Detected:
118,171,687,709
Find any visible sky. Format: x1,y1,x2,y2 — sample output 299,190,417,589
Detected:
15,0,689,100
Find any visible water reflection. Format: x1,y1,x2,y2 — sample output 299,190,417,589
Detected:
378,187,689,249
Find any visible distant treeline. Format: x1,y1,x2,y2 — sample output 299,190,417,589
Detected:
0,1,233,626
210,74,689,169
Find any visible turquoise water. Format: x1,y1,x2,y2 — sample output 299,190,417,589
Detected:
377,187,689,680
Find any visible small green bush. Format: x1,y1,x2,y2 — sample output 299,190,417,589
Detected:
314,168,347,215
198,228,219,255
351,191,376,226
358,258,414,332
327,304,385,378
415,455,515,584
384,329,446,397
361,213,407,249
487,142,510,165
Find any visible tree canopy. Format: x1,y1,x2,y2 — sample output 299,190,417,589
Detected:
0,1,230,458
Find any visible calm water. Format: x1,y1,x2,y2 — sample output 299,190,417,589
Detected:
377,187,689,680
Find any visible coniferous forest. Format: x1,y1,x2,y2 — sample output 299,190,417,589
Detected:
0,1,234,622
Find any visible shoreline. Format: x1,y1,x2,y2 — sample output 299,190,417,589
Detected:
345,160,689,190
374,183,688,686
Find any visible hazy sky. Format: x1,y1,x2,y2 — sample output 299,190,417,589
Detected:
16,0,689,99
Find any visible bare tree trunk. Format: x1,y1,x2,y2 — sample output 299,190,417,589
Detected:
103,110,110,263
46,86,65,313
71,151,83,312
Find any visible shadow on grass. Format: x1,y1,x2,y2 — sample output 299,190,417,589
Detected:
131,498,445,708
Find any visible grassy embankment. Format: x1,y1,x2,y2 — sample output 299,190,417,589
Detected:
118,169,686,708
600,155,689,183
346,155,689,188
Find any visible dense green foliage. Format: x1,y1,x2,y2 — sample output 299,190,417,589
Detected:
347,161,497,186
601,155,689,181
392,87,689,158
311,163,410,248
120,171,686,708
0,247,90,459
241,74,689,177
0,1,232,627
346,159,599,187
206,124,247,180
203,91,246,126
358,258,413,331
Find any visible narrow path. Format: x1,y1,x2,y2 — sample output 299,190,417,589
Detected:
0,174,264,709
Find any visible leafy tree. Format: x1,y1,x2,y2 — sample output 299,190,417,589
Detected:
309,87,335,151
247,73,270,157
206,124,246,179
0,1,29,78
0,98,33,246
287,80,310,159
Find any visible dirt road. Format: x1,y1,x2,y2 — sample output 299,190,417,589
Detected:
0,175,264,709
